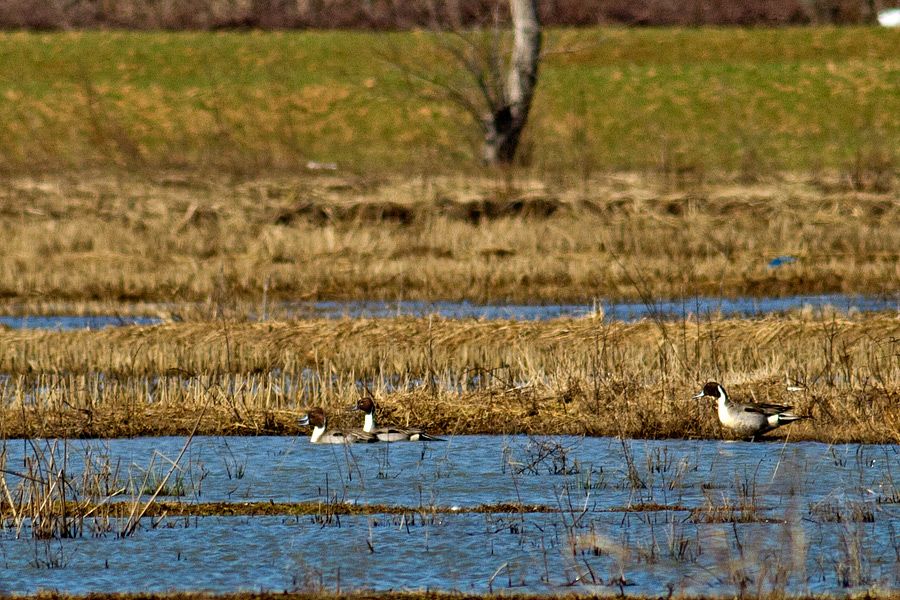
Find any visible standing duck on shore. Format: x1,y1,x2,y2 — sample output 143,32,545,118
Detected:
693,382,808,440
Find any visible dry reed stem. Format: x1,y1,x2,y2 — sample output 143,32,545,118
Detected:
0,314,896,442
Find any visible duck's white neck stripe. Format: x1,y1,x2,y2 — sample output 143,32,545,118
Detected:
716,388,729,410
363,412,375,433
310,425,326,443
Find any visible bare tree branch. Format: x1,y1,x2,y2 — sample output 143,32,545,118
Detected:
376,0,542,165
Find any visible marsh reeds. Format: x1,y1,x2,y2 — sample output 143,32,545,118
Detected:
0,312,896,441
0,174,897,307
0,433,201,539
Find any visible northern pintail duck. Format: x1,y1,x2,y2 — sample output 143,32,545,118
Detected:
298,407,378,444
352,396,443,442
693,381,808,439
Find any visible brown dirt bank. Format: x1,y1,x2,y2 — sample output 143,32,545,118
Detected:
133,501,562,518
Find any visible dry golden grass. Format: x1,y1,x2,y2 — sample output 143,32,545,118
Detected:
0,313,896,442
0,173,897,306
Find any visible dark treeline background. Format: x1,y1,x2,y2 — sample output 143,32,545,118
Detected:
0,0,886,29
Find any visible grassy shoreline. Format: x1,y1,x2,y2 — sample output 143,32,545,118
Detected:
1,313,896,442
0,27,897,174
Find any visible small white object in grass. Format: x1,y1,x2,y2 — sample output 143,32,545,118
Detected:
306,160,338,171
786,386,803,392
878,8,900,27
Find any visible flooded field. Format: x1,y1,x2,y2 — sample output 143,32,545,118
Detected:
1,435,898,595
0,21,897,600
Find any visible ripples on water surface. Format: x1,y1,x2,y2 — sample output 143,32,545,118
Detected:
0,435,898,595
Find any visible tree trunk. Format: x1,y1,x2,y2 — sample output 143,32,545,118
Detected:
863,0,878,24
482,0,541,165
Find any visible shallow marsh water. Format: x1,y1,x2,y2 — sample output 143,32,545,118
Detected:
301,293,898,321
0,315,161,330
1,435,898,595
1,293,896,329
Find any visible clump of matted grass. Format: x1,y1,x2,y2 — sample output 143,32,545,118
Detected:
0,173,897,307
0,313,896,442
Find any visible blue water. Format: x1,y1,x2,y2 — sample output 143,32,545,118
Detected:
0,436,897,595
297,294,897,321
0,315,160,330
1,294,895,330
2,513,895,595
5,435,896,508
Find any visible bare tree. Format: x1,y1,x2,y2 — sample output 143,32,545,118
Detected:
388,0,542,166
481,0,541,164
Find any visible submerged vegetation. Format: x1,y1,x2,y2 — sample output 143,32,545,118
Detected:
1,433,899,595
9,593,900,600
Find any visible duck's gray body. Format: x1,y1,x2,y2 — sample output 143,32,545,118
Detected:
354,397,444,442
298,409,378,444
311,427,377,444
694,382,807,439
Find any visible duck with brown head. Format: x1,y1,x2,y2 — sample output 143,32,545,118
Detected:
298,407,378,444
352,395,444,442
693,381,808,440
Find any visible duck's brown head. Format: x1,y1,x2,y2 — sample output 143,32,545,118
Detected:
299,407,327,428
353,396,376,415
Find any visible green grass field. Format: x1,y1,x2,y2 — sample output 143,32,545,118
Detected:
0,27,897,175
